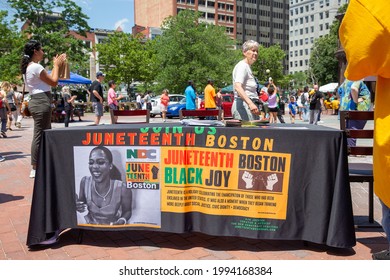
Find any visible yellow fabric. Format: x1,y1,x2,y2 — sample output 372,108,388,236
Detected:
340,0,390,207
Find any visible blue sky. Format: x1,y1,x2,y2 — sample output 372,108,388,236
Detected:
2,0,135,33
79,0,135,32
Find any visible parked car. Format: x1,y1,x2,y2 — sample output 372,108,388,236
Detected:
117,95,136,110
143,94,185,117
166,97,187,118
199,93,234,118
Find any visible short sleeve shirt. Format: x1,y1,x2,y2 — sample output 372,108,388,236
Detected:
25,62,51,94
232,60,258,99
107,88,117,106
338,80,371,111
89,80,103,102
204,84,216,109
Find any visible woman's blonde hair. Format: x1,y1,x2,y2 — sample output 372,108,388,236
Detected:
162,89,169,95
242,40,259,53
61,86,70,97
1,81,11,92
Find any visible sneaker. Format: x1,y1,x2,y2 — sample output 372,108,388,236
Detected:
1,131,7,138
29,169,36,178
318,121,324,124
372,249,390,260
0,155,5,162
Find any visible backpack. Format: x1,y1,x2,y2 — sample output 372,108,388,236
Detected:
301,93,307,105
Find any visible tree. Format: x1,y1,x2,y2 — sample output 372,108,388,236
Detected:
252,44,286,85
7,0,91,73
96,32,154,99
308,4,348,85
308,33,338,85
0,10,26,83
153,10,240,94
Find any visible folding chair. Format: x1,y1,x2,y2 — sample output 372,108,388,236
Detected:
339,110,376,225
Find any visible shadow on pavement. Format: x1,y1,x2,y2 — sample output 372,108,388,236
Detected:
0,193,24,204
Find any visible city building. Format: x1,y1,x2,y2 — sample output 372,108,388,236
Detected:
134,0,236,39
288,0,349,74
134,0,290,71
236,0,290,71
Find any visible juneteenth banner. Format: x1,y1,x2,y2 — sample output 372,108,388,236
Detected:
27,124,356,248
74,126,290,230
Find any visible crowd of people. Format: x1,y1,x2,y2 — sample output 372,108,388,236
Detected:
1,22,389,260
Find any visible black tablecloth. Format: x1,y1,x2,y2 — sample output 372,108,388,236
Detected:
27,123,356,248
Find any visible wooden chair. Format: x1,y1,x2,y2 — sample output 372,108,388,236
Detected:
179,109,222,121
339,110,376,224
109,109,150,124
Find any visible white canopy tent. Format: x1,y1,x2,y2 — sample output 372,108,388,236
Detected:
319,83,338,92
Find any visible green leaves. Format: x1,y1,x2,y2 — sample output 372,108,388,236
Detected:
153,10,239,94
0,10,26,83
5,0,91,72
96,32,153,98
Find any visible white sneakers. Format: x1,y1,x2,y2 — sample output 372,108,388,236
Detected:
29,169,36,178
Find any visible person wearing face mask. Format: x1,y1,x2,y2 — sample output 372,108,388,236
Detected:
76,146,132,225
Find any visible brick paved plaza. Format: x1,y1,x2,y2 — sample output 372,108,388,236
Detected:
0,111,386,260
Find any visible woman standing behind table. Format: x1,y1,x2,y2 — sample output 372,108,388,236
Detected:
76,146,132,225
160,89,170,122
61,86,77,127
232,40,261,121
107,80,123,124
21,40,66,178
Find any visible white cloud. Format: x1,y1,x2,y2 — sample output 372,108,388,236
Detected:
115,18,129,31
